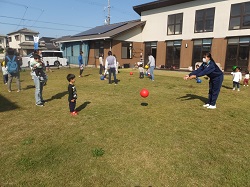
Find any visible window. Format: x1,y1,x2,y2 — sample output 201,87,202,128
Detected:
166,40,182,69
225,37,250,71
94,41,104,58
229,2,250,30
8,37,12,42
192,39,212,67
195,8,215,33
15,35,20,41
144,42,157,65
167,13,183,35
0,39,2,44
121,42,133,59
25,35,33,41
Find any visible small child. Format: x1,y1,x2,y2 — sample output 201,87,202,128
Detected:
46,61,52,72
243,70,249,86
1,61,8,84
231,67,242,91
31,54,47,81
138,64,144,79
67,74,78,116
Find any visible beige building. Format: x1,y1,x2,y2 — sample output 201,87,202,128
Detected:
7,28,45,56
133,0,250,71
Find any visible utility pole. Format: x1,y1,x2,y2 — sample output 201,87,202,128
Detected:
105,0,111,25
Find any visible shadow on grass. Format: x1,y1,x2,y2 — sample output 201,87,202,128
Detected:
0,94,20,112
45,91,68,102
22,85,35,90
141,102,148,106
177,94,207,103
84,74,91,77
76,101,91,112
222,85,232,90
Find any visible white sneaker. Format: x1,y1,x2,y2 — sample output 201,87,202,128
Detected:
238,89,240,91
203,104,210,107
207,105,216,109
247,85,249,87
233,88,235,90
244,85,245,86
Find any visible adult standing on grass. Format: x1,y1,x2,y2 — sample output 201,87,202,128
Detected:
183,52,223,109
105,51,117,85
147,53,155,81
30,54,45,107
99,53,104,75
5,48,21,92
78,51,84,78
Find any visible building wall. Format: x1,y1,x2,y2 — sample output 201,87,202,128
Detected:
156,41,166,67
141,0,250,41
114,26,143,42
139,0,250,69
211,38,228,68
180,40,194,68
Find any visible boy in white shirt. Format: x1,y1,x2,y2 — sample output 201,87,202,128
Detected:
231,67,242,91
1,61,8,84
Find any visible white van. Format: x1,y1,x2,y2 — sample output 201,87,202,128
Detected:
22,51,68,67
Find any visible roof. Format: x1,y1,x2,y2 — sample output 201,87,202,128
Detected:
133,0,196,15
7,28,39,36
19,42,46,50
54,20,145,43
40,37,55,43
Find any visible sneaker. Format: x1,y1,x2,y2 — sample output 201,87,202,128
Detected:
207,105,216,109
244,85,246,86
8,90,11,92
36,103,44,107
71,111,78,116
238,89,240,91
17,90,21,92
247,85,249,87
203,104,210,107
233,88,235,90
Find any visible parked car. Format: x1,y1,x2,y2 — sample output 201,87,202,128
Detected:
22,51,68,67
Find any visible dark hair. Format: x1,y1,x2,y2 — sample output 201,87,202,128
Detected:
6,48,15,55
33,49,40,54
147,53,151,56
33,54,41,59
67,74,75,82
245,70,249,74
204,52,214,62
108,51,112,56
80,51,83,54
99,53,103,57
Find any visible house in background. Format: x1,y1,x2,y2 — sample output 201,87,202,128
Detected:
7,28,45,56
54,20,145,67
0,34,7,60
39,37,59,51
133,0,250,71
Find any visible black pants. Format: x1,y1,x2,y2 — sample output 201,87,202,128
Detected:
80,69,83,76
139,72,144,79
69,101,76,112
208,74,223,106
233,81,240,88
99,64,104,74
108,68,117,84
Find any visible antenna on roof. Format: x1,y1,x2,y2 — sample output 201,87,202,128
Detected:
104,0,111,25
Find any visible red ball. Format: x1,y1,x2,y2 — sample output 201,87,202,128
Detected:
140,89,149,98
130,72,133,75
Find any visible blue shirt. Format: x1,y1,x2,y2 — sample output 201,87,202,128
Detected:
189,60,223,79
78,55,83,66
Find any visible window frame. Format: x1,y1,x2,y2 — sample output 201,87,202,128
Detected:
15,35,20,41
121,42,133,59
194,7,215,33
8,37,12,42
167,13,183,35
94,41,104,59
229,2,250,30
25,35,33,41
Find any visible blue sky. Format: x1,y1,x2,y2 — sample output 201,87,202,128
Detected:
0,0,152,38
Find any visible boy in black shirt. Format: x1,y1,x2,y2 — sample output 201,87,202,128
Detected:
67,74,77,116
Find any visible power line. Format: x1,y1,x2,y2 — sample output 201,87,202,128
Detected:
0,15,92,28
0,0,43,11
0,22,83,32
15,6,28,30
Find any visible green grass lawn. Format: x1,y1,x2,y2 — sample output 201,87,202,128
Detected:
0,67,249,186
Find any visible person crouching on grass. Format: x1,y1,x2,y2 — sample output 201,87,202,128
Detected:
67,74,78,116
184,52,224,109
